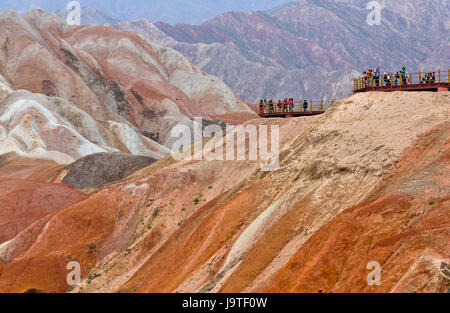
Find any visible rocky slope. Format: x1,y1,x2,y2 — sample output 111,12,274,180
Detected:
0,91,448,293
116,0,449,102
0,177,86,245
60,152,157,190
0,10,255,164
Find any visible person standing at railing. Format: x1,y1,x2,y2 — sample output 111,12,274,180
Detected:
289,98,294,112
367,69,374,87
362,71,368,87
383,73,390,86
400,67,409,85
303,100,308,112
374,68,380,86
277,100,282,113
422,73,429,84
259,100,264,114
394,72,400,86
269,100,274,113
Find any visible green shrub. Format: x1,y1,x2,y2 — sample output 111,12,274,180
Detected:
88,273,101,281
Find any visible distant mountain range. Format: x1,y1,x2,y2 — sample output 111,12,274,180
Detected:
3,1,448,102
115,0,449,101
0,0,294,24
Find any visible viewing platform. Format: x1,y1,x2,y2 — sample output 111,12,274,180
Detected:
258,70,449,119
354,69,449,93
259,100,335,118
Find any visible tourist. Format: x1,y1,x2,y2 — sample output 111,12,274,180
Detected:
430,72,436,83
303,100,309,112
374,68,380,86
367,69,374,87
383,72,390,86
394,72,400,86
269,100,274,113
362,71,368,87
400,67,408,85
422,73,429,84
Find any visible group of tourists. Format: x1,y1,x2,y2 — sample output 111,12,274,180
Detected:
360,67,438,88
259,99,310,114
360,67,411,87
421,72,436,84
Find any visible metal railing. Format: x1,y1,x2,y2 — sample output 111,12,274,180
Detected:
353,69,449,92
259,99,335,115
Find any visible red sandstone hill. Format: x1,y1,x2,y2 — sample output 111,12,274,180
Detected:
0,91,448,293
0,10,256,165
